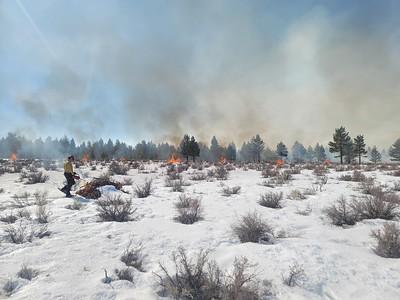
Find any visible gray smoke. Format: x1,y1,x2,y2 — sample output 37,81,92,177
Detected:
2,1,400,147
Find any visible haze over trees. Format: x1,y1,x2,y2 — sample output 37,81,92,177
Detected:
0,130,398,164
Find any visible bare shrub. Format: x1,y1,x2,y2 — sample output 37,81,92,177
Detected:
313,165,328,177
371,223,400,258
16,209,31,219
338,174,352,181
24,171,49,184
324,196,357,226
4,221,33,244
156,248,222,299
303,188,316,196
391,170,400,177
351,192,400,220
223,257,260,300
314,175,328,191
261,168,278,178
156,248,264,300
134,178,153,198
232,211,274,244
108,161,129,175
359,179,380,195
122,177,133,186
32,224,51,239
258,192,283,209
214,166,228,180
2,278,19,296
0,212,18,224
282,262,306,287
339,170,367,182
65,199,84,210
96,194,137,222
174,194,203,224
190,172,207,181
34,191,51,224
287,190,306,200
171,178,185,192
121,240,146,272
114,268,134,283
17,264,39,281
12,192,31,208
222,186,241,197
0,188,4,193
259,180,275,188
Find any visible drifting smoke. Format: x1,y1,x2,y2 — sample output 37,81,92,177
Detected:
1,1,400,147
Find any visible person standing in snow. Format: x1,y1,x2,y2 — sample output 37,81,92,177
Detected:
61,155,77,198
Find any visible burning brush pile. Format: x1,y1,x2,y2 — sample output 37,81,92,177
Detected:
76,175,123,199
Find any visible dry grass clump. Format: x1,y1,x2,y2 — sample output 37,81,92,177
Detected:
134,178,154,198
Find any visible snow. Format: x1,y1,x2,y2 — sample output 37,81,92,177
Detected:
0,162,400,299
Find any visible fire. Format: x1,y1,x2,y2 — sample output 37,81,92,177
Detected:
82,153,89,162
275,159,284,167
219,156,227,164
324,160,332,166
167,154,181,164
10,153,17,162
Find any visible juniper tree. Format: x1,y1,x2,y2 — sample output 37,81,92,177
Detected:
353,135,368,164
276,142,288,160
389,138,400,161
314,143,327,162
328,126,352,164
250,134,264,162
370,146,381,164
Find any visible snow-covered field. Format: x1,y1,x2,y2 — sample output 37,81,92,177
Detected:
0,161,400,300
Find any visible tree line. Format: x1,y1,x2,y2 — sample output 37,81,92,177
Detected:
0,128,399,163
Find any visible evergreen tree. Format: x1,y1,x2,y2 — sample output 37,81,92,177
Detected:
314,143,326,162
370,146,381,164
344,141,355,164
250,134,264,162
328,126,352,164
189,136,200,162
291,141,306,163
179,134,191,162
389,138,400,161
210,136,221,162
226,143,237,161
306,145,315,162
353,135,367,164
276,142,288,159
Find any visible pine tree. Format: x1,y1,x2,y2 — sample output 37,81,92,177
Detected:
353,135,367,164
328,126,352,164
189,136,200,162
250,134,264,162
276,142,288,159
306,145,315,162
210,136,221,162
291,141,307,163
389,138,400,161
314,143,326,162
226,143,237,161
370,146,381,164
179,134,191,162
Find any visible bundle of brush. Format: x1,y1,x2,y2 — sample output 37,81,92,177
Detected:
76,175,123,199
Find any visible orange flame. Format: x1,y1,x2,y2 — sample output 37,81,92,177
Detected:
167,154,181,164
219,156,227,164
275,159,284,167
324,160,332,166
10,153,17,162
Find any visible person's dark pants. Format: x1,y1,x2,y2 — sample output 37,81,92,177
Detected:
62,173,75,197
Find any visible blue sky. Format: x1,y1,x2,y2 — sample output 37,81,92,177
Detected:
1,0,400,147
